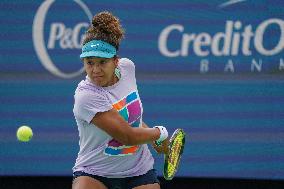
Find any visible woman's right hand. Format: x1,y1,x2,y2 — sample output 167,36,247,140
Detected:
152,138,170,154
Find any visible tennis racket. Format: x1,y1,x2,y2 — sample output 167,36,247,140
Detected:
163,128,186,180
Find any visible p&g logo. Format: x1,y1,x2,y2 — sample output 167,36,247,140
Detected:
33,0,92,78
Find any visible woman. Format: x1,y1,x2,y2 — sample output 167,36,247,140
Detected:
72,11,169,189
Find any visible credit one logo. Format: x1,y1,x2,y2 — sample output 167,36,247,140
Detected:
158,18,284,73
33,0,92,78
159,19,284,57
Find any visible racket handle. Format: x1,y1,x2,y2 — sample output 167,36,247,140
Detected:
154,126,168,146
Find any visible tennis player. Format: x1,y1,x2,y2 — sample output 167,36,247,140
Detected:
72,11,169,189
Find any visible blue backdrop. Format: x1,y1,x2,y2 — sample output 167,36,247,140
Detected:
0,0,283,180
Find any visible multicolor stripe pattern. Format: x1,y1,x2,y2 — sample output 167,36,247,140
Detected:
104,91,142,156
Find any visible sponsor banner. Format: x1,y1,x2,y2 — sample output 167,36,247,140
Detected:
0,0,283,78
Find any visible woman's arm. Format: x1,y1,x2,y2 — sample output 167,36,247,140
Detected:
91,108,161,146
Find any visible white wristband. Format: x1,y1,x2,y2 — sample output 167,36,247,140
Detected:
154,126,168,145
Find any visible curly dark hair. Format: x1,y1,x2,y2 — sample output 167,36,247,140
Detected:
83,11,125,50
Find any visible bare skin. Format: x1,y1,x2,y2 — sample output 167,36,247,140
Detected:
133,183,160,189
72,176,108,189
83,56,119,87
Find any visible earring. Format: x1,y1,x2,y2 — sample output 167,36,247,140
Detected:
115,67,121,79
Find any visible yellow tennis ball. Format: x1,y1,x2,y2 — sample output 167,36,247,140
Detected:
17,126,33,142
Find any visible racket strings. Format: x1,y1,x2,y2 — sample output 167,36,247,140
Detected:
169,141,181,165
167,136,183,176
164,129,186,180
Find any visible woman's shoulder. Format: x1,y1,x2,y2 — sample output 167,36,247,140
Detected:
73,80,112,122
119,58,135,68
119,58,135,74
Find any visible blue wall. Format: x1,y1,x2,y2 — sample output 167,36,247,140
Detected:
0,0,283,179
